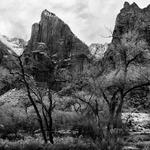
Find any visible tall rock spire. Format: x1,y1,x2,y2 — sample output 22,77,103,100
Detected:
27,9,89,59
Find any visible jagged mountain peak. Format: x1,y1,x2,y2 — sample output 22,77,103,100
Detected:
102,1,150,72
130,2,139,9
123,2,130,8
122,1,150,12
122,1,141,12
27,9,89,58
112,1,150,45
41,9,56,19
23,9,89,82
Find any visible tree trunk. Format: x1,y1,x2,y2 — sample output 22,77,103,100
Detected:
48,113,54,144
47,85,54,144
18,56,48,143
114,93,124,128
114,113,122,128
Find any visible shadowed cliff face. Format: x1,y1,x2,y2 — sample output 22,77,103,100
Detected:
112,2,150,45
101,2,150,72
23,9,90,83
27,9,89,59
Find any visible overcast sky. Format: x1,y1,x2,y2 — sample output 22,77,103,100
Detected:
0,0,150,45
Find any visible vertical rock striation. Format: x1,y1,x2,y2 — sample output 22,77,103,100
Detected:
102,2,150,72
26,9,89,59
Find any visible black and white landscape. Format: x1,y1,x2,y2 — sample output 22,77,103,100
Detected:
0,1,150,150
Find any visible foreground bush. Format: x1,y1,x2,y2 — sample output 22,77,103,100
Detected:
72,120,99,140
0,134,124,150
0,140,97,150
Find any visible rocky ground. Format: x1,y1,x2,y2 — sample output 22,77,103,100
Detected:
122,113,150,150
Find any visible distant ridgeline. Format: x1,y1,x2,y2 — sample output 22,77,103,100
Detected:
0,36,26,95
23,9,90,82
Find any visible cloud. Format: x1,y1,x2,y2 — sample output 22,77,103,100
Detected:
0,0,149,45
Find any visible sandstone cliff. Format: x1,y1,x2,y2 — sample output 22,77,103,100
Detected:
113,2,150,45
26,9,89,59
102,2,150,72
23,9,90,83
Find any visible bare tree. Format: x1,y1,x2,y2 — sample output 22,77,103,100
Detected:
63,31,150,145
17,55,48,143
97,31,150,131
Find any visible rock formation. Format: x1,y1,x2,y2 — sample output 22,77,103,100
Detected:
102,2,150,72
0,35,26,95
24,9,89,82
89,43,108,59
112,2,150,45
26,9,89,59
